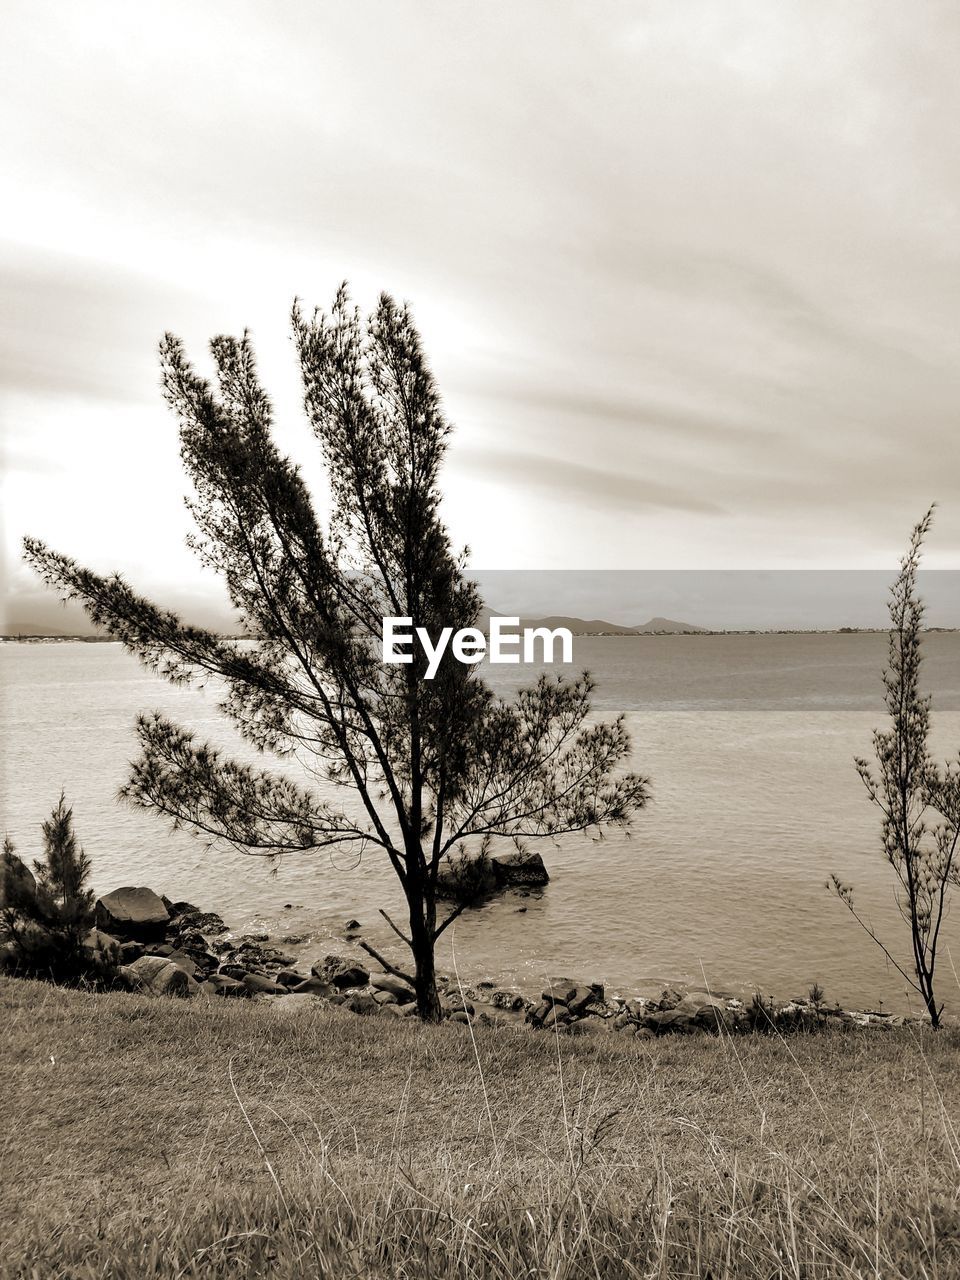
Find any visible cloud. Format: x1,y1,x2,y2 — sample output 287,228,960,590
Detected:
1,0,959,579
460,447,725,517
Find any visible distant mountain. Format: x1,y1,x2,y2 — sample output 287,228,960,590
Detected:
634,616,707,634
517,615,707,636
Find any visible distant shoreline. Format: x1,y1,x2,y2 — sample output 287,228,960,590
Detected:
3,628,958,644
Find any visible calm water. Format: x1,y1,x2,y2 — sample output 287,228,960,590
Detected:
3,634,960,1013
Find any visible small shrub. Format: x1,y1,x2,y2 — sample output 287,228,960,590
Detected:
1,794,106,984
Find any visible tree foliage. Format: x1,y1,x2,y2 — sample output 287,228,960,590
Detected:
1,794,96,980
24,287,650,1018
830,508,960,1025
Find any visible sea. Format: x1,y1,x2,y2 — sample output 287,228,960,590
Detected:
3,633,960,1013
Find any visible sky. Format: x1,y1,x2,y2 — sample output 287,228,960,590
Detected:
2,1,960,630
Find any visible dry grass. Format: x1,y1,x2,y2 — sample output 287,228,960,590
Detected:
2,975,960,1278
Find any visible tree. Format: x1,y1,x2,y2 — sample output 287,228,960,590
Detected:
1,793,96,979
24,287,650,1020
830,509,960,1026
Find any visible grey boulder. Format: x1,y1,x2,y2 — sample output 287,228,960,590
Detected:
95,887,170,942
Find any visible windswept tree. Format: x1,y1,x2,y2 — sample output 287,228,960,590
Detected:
25,287,649,1020
830,508,960,1026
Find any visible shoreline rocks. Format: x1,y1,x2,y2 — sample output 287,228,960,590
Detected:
72,885,923,1034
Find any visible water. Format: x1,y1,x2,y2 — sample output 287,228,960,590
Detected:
3,634,960,1013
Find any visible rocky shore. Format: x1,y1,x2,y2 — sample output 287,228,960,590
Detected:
66,884,920,1036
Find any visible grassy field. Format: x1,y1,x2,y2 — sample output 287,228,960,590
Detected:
2,976,960,1279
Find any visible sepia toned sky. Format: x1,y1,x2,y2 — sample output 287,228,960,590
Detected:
2,1,960,629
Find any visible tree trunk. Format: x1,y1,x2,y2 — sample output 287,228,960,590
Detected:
406,871,442,1022
411,925,442,1022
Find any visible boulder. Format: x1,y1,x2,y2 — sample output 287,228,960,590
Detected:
567,984,605,1014
643,1009,692,1035
542,1004,568,1030
343,992,379,1016
373,989,397,1005
176,909,229,936
311,955,369,989
81,928,121,967
206,974,247,998
242,972,283,995
527,999,553,1025
95,887,169,942
675,991,730,1031
291,977,335,997
165,950,199,978
275,968,306,987
167,900,200,919
121,955,190,997
443,994,475,1016
0,849,36,910
541,978,580,1006
490,851,549,888
270,993,325,1014
369,973,415,1003
491,990,526,1012
567,1017,610,1036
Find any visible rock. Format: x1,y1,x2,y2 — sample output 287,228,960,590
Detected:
275,968,305,987
491,990,526,1012
613,1012,634,1031
0,849,36,909
567,1017,609,1036
95,887,170,942
343,992,379,1016
541,978,580,1006
207,974,247,998
217,963,249,981
567,984,605,1014
489,851,550,888
167,900,200,919
291,977,334,997
369,974,415,1002
373,989,397,1005
165,950,199,978
345,918,361,930
118,940,145,964
270,993,324,1014
657,986,687,1012
542,1005,568,1029
443,994,475,1016
242,972,283,995
675,991,731,1031
380,1002,406,1018
526,1000,553,1025
176,909,229,936
279,934,309,946
449,1010,471,1024
81,928,121,968
643,1009,692,1034
311,956,370,989
121,955,190,996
